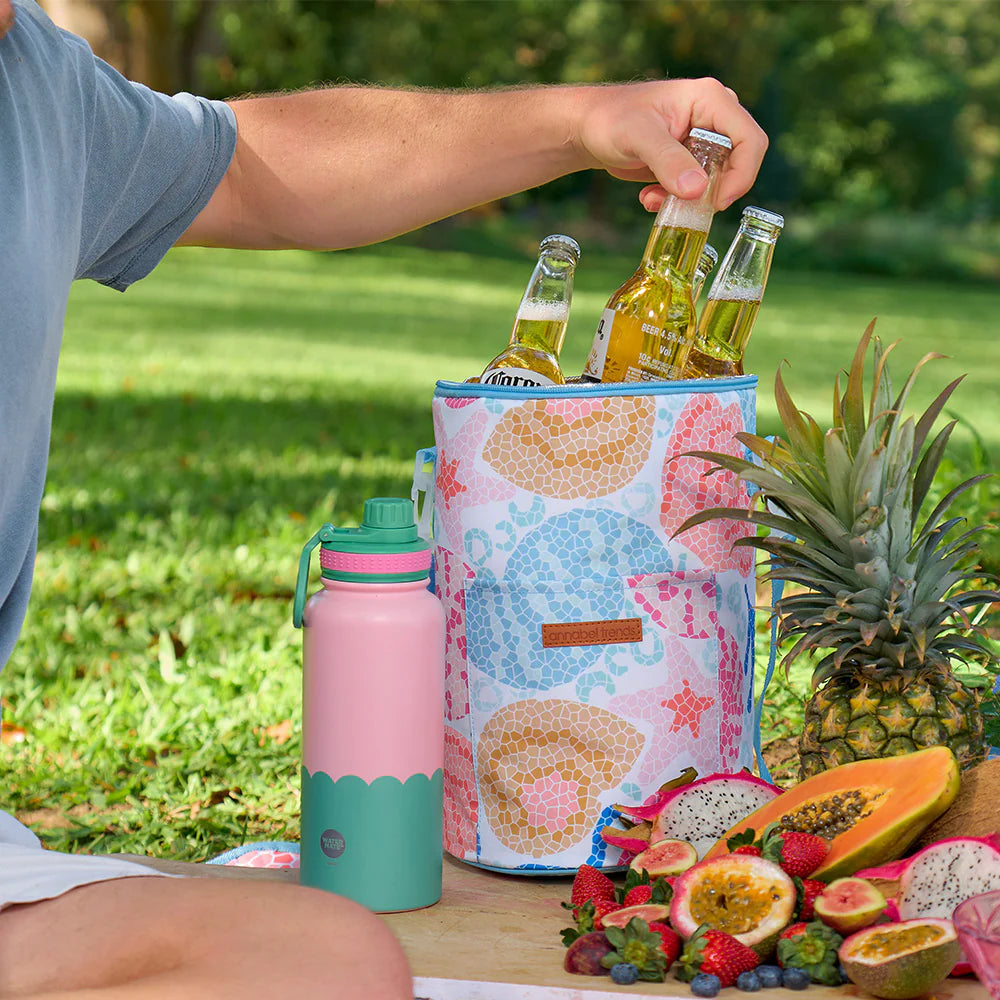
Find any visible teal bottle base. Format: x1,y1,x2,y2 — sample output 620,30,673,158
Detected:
300,767,443,912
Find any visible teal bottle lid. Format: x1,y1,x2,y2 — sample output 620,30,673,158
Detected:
293,498,432,628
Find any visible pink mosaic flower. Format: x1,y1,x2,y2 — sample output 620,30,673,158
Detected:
520,770,581,832
628,572,718,639
435,548,474,721
443,726,478,858
661,394,754,575
717,628,747,768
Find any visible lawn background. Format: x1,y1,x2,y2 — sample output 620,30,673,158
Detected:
3,231,999,859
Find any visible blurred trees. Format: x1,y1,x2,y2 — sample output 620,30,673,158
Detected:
42,0,1000,231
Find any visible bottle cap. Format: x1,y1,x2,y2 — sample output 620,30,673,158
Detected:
293,499,432,628
539,233,581,264
742,206,785,229
688,128,733,150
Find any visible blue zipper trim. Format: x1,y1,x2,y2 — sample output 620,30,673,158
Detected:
435,375,757,399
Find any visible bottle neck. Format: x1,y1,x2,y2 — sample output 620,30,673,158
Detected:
641,142,727,278
509,248,577,356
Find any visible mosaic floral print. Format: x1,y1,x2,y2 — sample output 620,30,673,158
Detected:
483,396,656,499
430,381,758,870
660,393,754,575
477,699,643,856
443,726,478,858
435,548,474,721
465,509,672,690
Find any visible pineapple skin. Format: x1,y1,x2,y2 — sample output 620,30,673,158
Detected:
798,670,985,779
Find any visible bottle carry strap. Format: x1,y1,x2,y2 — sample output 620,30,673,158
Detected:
293,524,337,629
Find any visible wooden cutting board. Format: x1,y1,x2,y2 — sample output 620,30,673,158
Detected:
121,853,990,999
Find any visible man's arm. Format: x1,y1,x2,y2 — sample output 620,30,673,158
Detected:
180,79,768,252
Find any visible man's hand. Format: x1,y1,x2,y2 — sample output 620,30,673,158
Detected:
571,79,768,213
182,78,768,253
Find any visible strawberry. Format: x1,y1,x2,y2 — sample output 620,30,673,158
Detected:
796,877,827,921
570,863,616,906
623,884,653,907
775,830,830,878
726,829,761,857
780,921,810,942
559,898,623,945
676,925,760,988
648,921,681,965
745,823,830,879
591,899,623,930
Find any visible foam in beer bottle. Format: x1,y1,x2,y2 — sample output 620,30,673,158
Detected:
683,206,784,379
477,234,580,387
582,129,731,384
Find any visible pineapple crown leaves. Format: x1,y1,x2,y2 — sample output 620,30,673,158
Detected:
674,320,1000,682
600,918,669,981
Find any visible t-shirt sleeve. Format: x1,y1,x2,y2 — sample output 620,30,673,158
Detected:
74,49,237,290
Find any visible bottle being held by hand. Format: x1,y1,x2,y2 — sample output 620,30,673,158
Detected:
477,234,580,387
583,128,731,383
293,498,445,912
683,206,784,379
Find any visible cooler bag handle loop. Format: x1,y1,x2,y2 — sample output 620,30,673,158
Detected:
411,447,437,541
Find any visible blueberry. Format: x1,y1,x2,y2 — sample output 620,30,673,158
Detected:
782,967,811,990
838,962,851,985
610,963,639,985
691,973,723,997
736,971,762,991
756,965,783,989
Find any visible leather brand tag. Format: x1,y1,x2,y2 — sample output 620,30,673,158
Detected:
541,618,643,648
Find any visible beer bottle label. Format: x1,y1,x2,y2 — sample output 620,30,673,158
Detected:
584,308,683,383
480,366,558,388
583,308,616,381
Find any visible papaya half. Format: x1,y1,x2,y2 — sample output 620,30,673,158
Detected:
703,746,961,880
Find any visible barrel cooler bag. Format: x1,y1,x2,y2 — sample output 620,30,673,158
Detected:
415,375,760,873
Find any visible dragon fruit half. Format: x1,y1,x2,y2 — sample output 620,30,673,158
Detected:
856,834,1000,975
615,772,783,860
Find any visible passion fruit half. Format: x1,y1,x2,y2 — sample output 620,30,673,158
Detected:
839,917,960,999
669,854,797,957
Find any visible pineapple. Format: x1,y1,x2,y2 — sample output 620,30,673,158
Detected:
680,321,998,778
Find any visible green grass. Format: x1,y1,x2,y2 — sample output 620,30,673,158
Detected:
3,239,999,858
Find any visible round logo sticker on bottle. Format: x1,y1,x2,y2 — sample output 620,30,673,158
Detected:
320,828,346,860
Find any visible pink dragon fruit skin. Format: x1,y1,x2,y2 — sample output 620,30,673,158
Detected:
857,834,1000,976
615,772,783,860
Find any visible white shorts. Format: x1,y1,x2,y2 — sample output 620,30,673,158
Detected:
0,809,171,912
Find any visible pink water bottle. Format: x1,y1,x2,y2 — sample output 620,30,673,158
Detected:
293,497,445,912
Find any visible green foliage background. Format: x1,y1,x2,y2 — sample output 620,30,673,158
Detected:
170,0,1000,282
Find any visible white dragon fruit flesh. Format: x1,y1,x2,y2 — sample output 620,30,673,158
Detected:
856,834,1000,976
615,772,782,860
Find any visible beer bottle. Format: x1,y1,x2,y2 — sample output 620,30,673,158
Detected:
582,128,732,383
693,244,719,305
478,234,580,387
683,206,784,379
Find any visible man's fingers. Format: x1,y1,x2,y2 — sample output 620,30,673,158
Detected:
638,184,667,213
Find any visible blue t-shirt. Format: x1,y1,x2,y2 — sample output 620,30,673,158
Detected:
0,1,237,671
